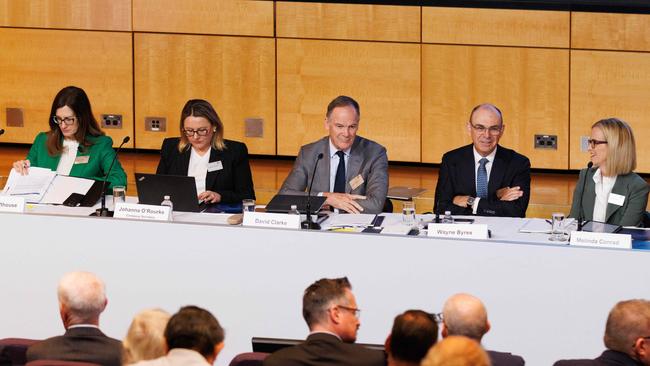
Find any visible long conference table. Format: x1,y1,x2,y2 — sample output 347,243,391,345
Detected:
1,203,649,366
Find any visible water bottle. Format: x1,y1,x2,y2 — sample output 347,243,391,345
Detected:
288,204,300,215
161,195,173,221
442,210,454,224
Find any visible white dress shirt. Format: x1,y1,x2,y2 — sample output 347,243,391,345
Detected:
592,168,617,222
56,139,79,175
471,146,498,214
188,147,210,195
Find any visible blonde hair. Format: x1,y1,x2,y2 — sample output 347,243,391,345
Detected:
421,336,491,366
593,118,637,176
177,99,225,153
123,308,171,364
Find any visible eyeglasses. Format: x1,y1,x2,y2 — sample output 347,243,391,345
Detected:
587,139,607,148
183,128,210,137
429,312,444,323
52,116,76,126
335,305,361,318
470,122,502,136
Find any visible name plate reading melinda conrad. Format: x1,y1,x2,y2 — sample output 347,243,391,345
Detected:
114,202,170,221
242,211,300,229
570,231,632,249
0,196,25,213
427,223,489,239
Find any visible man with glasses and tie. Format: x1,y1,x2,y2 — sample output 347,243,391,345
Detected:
263,277,385,366
279,96,388,214
434,103,530,217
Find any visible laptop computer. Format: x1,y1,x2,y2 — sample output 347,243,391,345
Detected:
135,173,204,212
265,194,327,213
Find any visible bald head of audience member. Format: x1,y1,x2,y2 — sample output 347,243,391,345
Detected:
442,293,490,341
57,271,108,329
385,310,438,366
604,299,650,365
421,336,491,366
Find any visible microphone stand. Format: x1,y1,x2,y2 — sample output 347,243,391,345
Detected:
576,162,593,231
302,153,324,230
93,136,130,217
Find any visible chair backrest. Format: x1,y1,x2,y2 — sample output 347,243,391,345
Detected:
25,361,100,366
0,338,40,366
228,352,269,366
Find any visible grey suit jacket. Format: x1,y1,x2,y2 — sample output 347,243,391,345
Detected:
279,136,388,214
569,168,649,227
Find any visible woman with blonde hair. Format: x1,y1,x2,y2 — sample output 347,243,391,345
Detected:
123,308,171,364
421,336,491,366
569,118,649,227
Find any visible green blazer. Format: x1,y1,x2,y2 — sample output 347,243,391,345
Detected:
26,132,127,190
569,168,649,227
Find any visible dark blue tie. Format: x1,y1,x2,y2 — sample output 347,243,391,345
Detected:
333,151,346,193
477,158,489,198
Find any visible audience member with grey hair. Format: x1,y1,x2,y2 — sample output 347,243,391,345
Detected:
554,299,650,366
27,271,122,366
442,293,524,366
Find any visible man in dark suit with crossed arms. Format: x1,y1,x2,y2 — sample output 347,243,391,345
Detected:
434,103,530,217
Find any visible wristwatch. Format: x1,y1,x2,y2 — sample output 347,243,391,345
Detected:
466,196,475,208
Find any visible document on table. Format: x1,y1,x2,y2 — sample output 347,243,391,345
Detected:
519,218,552,233
323,213,377,228
2,167,56,203
40,175,96,204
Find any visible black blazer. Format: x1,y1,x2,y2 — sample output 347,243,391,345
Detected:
263,333,386,366
553,350,642,365
488,350,526,366
26,327,122,366
156,138,255,204
434,144,531,217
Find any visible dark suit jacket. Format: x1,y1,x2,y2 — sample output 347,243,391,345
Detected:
434,144,531,217
26,327,122,366
553,350,642,365
568,168,649,227
488,350,526,366
262,333,386,366
156,138,255,204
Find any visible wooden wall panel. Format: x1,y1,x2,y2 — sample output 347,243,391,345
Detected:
277,39,421,162
572,12,650,52
134,33,276,154
0,28,133,147
0,0,131,31
422,45,569,169
276,2,420,42
132,0,273,37
422,7,569,48
570,50,650,172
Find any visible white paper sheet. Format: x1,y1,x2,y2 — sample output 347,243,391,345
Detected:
40,175,96,204
323,213,377,228
2,167,56,203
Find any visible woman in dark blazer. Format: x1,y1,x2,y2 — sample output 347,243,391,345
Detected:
569,118,648,227
156,99,255,204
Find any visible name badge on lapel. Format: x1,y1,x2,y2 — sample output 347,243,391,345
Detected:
349,174,364,190
74,156,90,164
608,193,625,206
208,161,223,172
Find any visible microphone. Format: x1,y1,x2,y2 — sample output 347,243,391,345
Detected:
302,153,324,230
94,136,130,217
577,161,593,231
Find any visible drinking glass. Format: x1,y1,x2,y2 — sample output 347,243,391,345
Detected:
112,186,126,207
549,212,568,241
402,201,416,226
242,199,256,213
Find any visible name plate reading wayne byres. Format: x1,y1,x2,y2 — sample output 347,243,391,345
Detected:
570,231,632,249
0,196,25,213
242,211,300,229
113,202,171,221
427,223,489,239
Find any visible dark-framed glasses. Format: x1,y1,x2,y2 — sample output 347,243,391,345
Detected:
430,312,444,323
470,122,502,135
52,116,76,126
183,128,210,137
336,305,361,318
587,139,607,148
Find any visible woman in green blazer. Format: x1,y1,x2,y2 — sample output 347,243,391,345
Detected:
569,118,649,227
12,86,127,190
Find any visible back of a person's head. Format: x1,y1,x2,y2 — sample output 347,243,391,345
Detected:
443,293,489,341
123,308,171,364
388,310,438,364
421,336,491,366
164,306,224,359
604,299,650,354
57,271,107,323
302,277,352,328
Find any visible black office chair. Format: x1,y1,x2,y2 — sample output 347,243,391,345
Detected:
643,211,650,228
382,198,393,213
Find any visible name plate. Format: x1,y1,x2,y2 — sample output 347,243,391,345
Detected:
427,223,489,239
0,196,25,213
114,202,171,221
243,211,300,230
570,231,632,249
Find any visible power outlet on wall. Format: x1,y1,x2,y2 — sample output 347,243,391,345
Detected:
145,117,166,132
534,134,557,149
102,114,122,129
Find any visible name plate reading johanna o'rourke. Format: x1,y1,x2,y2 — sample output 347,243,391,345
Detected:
0,196,25,213
242,211,300,230
113,202,171,221
570,231,632,249
427,223,489,239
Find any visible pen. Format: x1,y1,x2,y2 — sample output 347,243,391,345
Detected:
546,220,552,225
